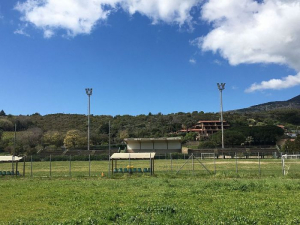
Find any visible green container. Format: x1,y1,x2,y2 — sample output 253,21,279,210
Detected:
124,168,128,173
137,168,142,173
133,168,137,173
113,168,118,173
7,171,11,175
118,168,123,173
2,171,6,175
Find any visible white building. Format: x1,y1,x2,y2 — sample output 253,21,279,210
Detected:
124,137,182,154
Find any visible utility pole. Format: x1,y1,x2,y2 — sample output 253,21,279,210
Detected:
85,88,93,151
217,83,225,149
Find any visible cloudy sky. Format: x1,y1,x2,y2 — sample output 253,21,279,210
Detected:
0,0,300,116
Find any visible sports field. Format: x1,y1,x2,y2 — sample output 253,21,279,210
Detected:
1,159,300,224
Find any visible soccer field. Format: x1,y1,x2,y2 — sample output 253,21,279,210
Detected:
2,158,300,178
1,159,300,224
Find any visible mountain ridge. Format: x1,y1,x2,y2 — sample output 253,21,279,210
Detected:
233,95,300,113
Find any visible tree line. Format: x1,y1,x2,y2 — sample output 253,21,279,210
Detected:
0,108,299,155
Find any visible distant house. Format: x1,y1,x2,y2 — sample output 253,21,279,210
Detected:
124,137,182,154
180,120,230,139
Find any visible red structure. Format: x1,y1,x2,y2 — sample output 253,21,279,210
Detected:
180,120,230,139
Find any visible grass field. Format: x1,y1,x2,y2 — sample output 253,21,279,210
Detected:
1,159,300,224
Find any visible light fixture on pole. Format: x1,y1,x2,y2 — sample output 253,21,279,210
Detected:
85,88,93,151
217,83,225,149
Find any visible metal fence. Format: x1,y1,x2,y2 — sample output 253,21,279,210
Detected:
0,153,299,178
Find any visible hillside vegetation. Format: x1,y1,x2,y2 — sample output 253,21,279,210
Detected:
0,107,299,154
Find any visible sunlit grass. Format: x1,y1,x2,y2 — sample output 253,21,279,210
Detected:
1,159,300,224
1,176,300,224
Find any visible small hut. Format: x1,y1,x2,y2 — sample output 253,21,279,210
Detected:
110,152,155,175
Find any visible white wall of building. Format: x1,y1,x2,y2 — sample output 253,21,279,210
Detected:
168,141,181,149
141,142,153,149
154,142,167,149
127,142,140,150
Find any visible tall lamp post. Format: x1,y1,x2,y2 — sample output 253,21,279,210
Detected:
85,88,93,151
217,83,225,149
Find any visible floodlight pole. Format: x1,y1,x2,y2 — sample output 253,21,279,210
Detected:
217,83,225,149
85,88,93,151
12,123,16,173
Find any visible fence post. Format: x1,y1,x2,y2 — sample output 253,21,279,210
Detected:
31,155,33,177
258,152,261,177
235,152,238,174
50,155,52,177
282,156,285,176
214,153,216,175
192,153,194,173
23,156,25,177
89,154,91,177
170,153,172,171
69,155,71,177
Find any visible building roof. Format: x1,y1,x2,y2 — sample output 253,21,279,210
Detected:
124,137,181,142
110,153,156,159
0,156,23,162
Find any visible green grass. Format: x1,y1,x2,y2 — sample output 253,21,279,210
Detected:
1,159,300,224
1,177,300,224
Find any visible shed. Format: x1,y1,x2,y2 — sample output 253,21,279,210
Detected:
0,155,23,176
110,152,156,175
0,156,23,162
124,137,182,153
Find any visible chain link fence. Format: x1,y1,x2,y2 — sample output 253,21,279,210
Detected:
0,152,299,178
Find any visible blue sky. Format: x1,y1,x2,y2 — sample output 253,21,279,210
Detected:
0,0,299,116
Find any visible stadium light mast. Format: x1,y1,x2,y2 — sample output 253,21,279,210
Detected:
217,83,225,149
85,88,93,151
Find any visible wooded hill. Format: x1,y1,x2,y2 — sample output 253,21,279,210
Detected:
0,95,300,154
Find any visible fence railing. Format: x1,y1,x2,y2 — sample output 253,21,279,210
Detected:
0,153,299,178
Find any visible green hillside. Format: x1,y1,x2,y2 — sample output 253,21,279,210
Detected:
0,96,300,155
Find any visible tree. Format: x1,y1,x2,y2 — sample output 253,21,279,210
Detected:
64,130,86,149
282,140,297,153
119,130,129,140
183,132,198,142
294,136,300,152
0,110,6,116
17,128,43,148
42,131,64,148
0,119,14,131
211,130,245,147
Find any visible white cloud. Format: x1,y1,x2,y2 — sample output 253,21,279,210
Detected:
199,0,300,92
120,0,200,25
245,72,300,92
213,59,222,65
44,29,54,38
14,28,30,37
14,23,30,37
189,58,196,64
15,0,201,37
15,0,117,37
